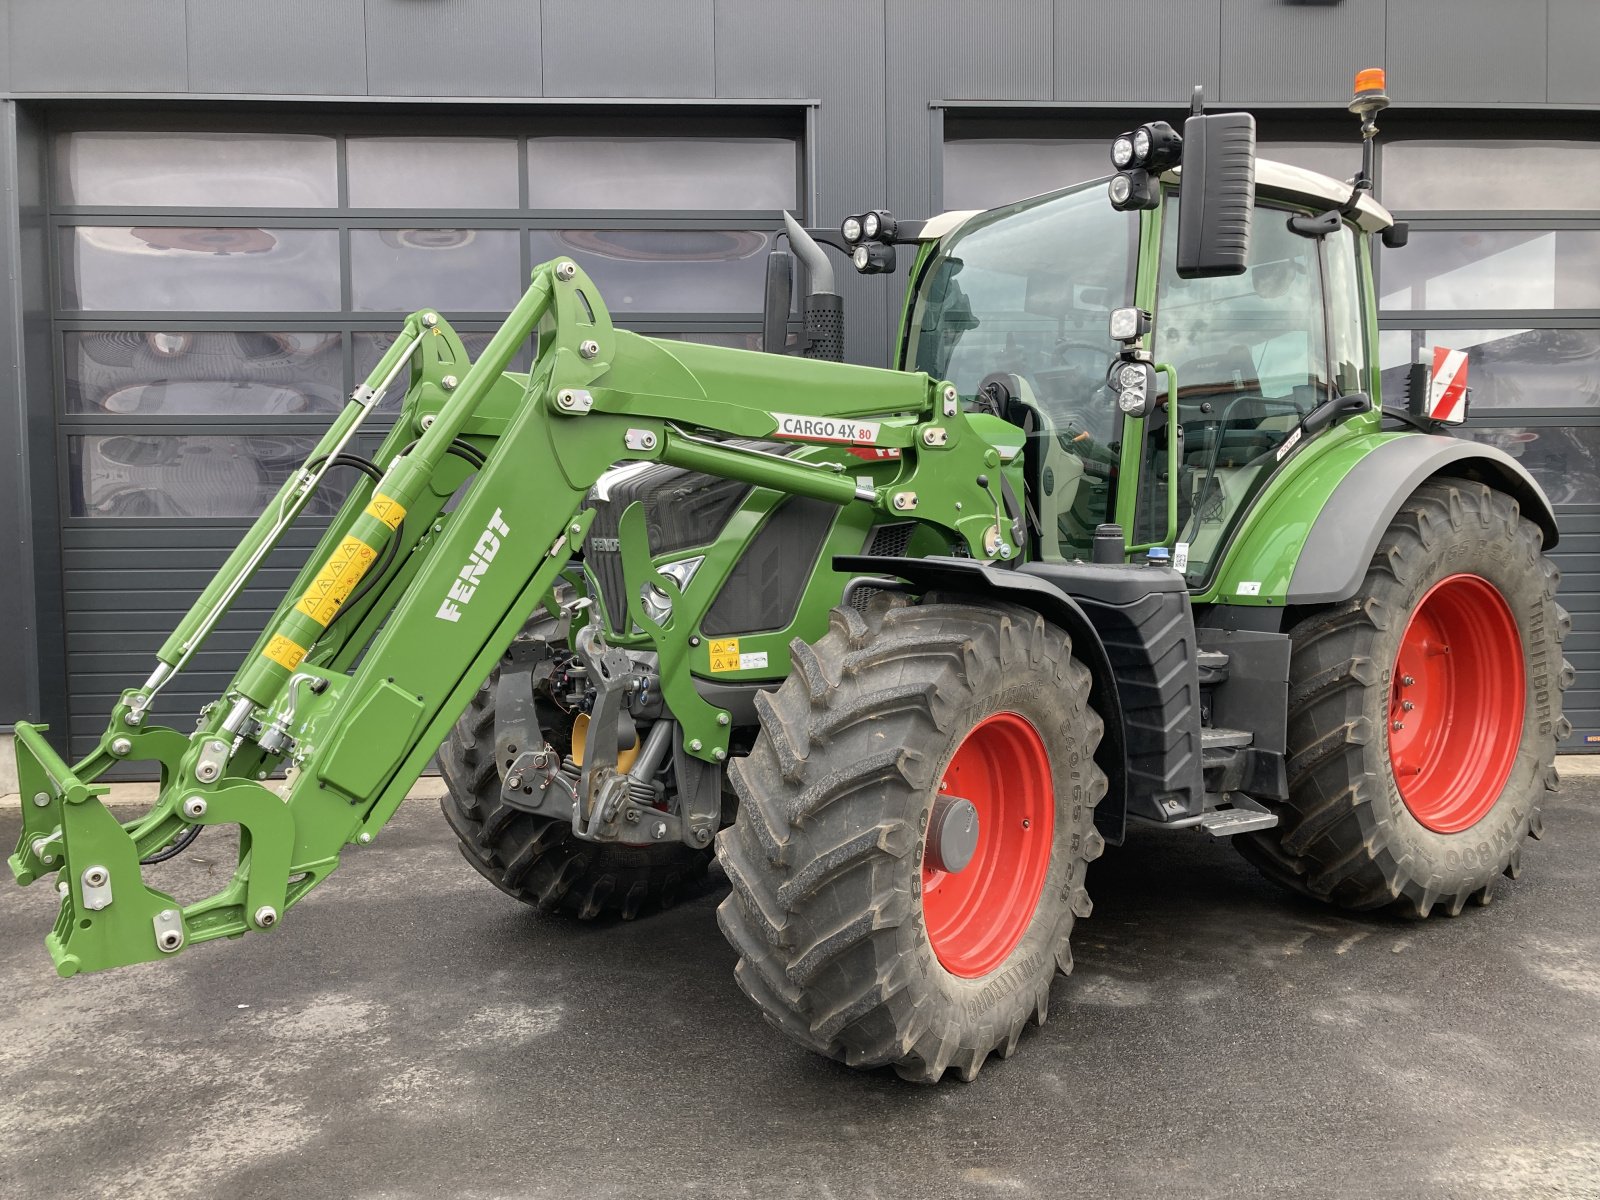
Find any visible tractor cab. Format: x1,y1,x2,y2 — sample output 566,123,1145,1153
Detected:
900,153,1395,585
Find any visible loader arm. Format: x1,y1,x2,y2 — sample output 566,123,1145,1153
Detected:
10,258,1017,978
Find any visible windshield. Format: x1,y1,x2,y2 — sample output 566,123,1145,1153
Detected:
905,182,1138,560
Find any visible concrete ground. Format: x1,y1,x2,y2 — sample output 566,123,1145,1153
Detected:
2,777,1599,1200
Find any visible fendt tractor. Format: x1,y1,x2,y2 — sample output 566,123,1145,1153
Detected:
10,72,1573,1082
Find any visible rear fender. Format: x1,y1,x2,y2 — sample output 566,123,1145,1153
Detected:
1203,428,1558,608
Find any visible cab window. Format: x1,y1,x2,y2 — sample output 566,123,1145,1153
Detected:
1150,200,1333,582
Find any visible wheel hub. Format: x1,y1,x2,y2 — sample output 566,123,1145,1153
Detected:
1387,573,1525,834
926,794,980,874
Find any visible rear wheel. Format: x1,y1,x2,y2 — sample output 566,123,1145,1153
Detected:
1237,479,1572,915
717,599,1106,1082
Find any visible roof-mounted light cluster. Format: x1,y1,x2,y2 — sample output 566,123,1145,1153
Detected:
842,210,897,274
1108,121,1183,212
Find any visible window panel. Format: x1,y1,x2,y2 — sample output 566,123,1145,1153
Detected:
1383,140,1600,212
1378,230,1600,312
526,138,796,210
346,138,520,209
68,434,348,518
528,230,773,313
1451,425,1600,507
942,141,1109,212
60,227,341,311
1379,328,1600,411
54,132,337,208
349,228,521,313
1264,142,1361,181
65,331,344,415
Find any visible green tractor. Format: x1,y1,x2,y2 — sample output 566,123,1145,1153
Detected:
9,76,1571,1083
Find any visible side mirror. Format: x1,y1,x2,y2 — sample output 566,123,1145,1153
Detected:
1176,111,1256,278
762,249,794,354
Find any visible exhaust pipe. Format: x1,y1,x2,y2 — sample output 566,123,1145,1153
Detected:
782,211,844,364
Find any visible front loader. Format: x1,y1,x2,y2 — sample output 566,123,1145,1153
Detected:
11,73,1572,1082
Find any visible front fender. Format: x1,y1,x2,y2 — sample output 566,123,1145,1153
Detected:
1202,425,1558,608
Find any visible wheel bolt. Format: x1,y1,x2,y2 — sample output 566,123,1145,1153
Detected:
1402,675,1415,686
1392,720,1404,731
1402,700,1414,711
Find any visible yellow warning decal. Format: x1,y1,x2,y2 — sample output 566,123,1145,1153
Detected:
295,535,379,627
363,492,406,530
262,634,308,672
709,637,741,674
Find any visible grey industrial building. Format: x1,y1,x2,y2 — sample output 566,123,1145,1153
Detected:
1,0,1597,778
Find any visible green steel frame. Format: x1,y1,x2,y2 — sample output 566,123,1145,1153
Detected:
10,257,1020,977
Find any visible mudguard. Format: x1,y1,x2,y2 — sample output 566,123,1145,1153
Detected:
1286,434,1559,605
835,554,1198,846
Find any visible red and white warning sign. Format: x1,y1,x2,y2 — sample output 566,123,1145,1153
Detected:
1425,346,1469,424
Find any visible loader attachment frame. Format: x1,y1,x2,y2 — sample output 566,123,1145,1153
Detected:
10,258,1018,977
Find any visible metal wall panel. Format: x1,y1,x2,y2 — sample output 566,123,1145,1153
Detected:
1550,511,1599,752
1053,0,1220,104
0,104,29,718
885,0,1051,342
365,0,542,98
8,102,66,729
187,0,368,95
1220,0,1384,104
1549,0,1600,105
1388,0,1547,104
714,0,888,365
8,0,188,93
542,0,714,98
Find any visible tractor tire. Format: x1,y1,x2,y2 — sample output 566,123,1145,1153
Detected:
716,598,1107,1083
1236,478,1573,917
439,673,712,920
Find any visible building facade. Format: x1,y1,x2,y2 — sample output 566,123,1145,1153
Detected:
1,0,1597,768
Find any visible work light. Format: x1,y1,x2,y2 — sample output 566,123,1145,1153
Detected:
862,210,897,240
1108,169,1159,211
841,215,863,243
1111,135,1135,169
1113,361,1156,416
852,242,895,274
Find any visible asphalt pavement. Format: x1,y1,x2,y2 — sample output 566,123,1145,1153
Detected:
3,776,1599,1200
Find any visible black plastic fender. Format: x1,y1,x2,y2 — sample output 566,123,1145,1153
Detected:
835,554,1139,844
1288,435,1559,605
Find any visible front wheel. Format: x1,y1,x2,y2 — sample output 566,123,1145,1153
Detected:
1237,478,1573,916
716,599,1106,1082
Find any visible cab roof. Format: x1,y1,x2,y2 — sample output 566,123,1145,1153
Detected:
919,157,1395,241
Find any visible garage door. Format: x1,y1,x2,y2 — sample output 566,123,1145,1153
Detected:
51,113,801,761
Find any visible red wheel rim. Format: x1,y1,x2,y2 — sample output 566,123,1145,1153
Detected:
1388,573,1525,834
921,712,1054,978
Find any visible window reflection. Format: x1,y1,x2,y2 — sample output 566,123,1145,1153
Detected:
527,138,796,210
1379,230,1600,311
61,227,341,311
942,142,1111,211
1383,140,1600,211
1379,328,1600,410
69,434,346,518
347,138,520,209
528,230,773,312
1454,425,1600,506
349,228,521,313
66,331,344,415
54,132,338,208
